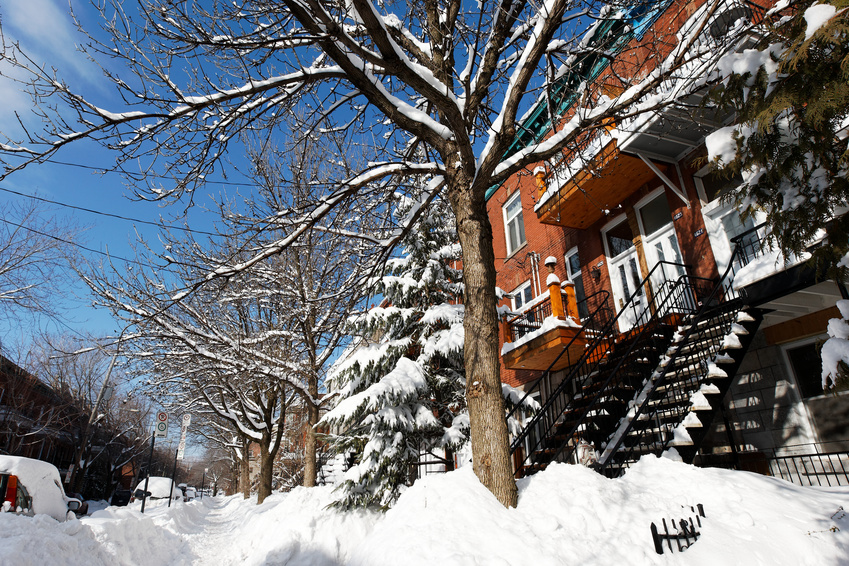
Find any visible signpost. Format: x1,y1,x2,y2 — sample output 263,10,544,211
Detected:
169,414,191,508
155,411,169,438
142,412,168,514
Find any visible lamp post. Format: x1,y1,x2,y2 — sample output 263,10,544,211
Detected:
200,468,207,500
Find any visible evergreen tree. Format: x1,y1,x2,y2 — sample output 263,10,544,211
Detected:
321,192,532,509
706,0,849,273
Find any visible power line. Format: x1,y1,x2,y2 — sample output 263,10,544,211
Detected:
1,152,354,189
0,216,150,267
0,185,220,237
1,152,252,188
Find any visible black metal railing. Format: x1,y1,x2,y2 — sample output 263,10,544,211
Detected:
729,222,767,269
598,243,749,474
509,261,707,474
506,289,613,414
505,295,555,342
768,451,849,487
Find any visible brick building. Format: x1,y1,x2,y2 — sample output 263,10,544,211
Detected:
487,0,849,483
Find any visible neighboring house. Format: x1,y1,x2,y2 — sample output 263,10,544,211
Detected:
0,354,79,475
488,0,849,485
0,354,144,498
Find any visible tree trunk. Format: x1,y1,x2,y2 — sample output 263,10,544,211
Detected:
447,178,518,508
303,379,319,487
240,439,251,500
257,440,273,504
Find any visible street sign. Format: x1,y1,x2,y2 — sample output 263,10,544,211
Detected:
177,413,191,460
155,411,169,438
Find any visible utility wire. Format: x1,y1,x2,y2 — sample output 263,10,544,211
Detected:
0,216,150,267
0,152,251,188
0,152,355,189
0,185,219,237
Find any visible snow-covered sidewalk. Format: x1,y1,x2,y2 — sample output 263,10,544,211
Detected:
2,457,848,565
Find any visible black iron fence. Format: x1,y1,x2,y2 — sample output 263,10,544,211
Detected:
506,296,555,342
767,450,849,487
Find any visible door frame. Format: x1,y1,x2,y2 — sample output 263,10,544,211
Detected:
601,213,647,329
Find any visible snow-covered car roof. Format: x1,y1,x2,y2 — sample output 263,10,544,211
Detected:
134,476,182,500
0,455,76,521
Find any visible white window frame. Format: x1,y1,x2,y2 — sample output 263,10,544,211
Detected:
511,280,533,312
779,334,830,444
565,246,581,282
600,213,632,261
503,190,527,256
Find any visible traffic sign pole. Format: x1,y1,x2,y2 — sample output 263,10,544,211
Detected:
141,430,155,514
143,411,168,513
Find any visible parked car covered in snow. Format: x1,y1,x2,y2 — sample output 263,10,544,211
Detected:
131,476,182,504
184,487,197,501
0,455,82,522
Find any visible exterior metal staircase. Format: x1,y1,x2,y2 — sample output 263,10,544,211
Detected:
510,247,761,478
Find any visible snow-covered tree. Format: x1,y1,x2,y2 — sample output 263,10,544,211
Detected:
321,192,467,508
85,141,367,502
0,0,754,507
706,0,849,271
322,192,536,508
0,198,81,335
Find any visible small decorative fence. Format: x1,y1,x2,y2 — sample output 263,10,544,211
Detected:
651,504,706,555
767,451,849,487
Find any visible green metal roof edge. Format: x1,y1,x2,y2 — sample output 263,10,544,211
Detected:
485,0,674,202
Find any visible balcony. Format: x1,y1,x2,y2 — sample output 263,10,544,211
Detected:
501,289,612,372
535,135,665,230
728,222,844,326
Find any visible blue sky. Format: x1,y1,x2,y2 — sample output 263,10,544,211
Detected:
0,0,236,346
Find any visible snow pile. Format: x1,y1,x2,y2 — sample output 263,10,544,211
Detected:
1,458,848,565
0,504,189,566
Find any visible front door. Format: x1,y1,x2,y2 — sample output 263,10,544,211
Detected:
604,217,647,331
638,192,685,302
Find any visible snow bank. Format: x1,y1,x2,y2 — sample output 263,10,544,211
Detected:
2,458,848,565
351,458,849,566
0,504,190,566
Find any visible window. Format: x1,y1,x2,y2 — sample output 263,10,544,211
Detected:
566,248,589,318
604,219,635,258
511,280,533,312
638,193,672,237
503,191,526,255
695,168,744,206
786,341,824,399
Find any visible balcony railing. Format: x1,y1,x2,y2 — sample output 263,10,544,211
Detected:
729,222,768,270
505,294,556,343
